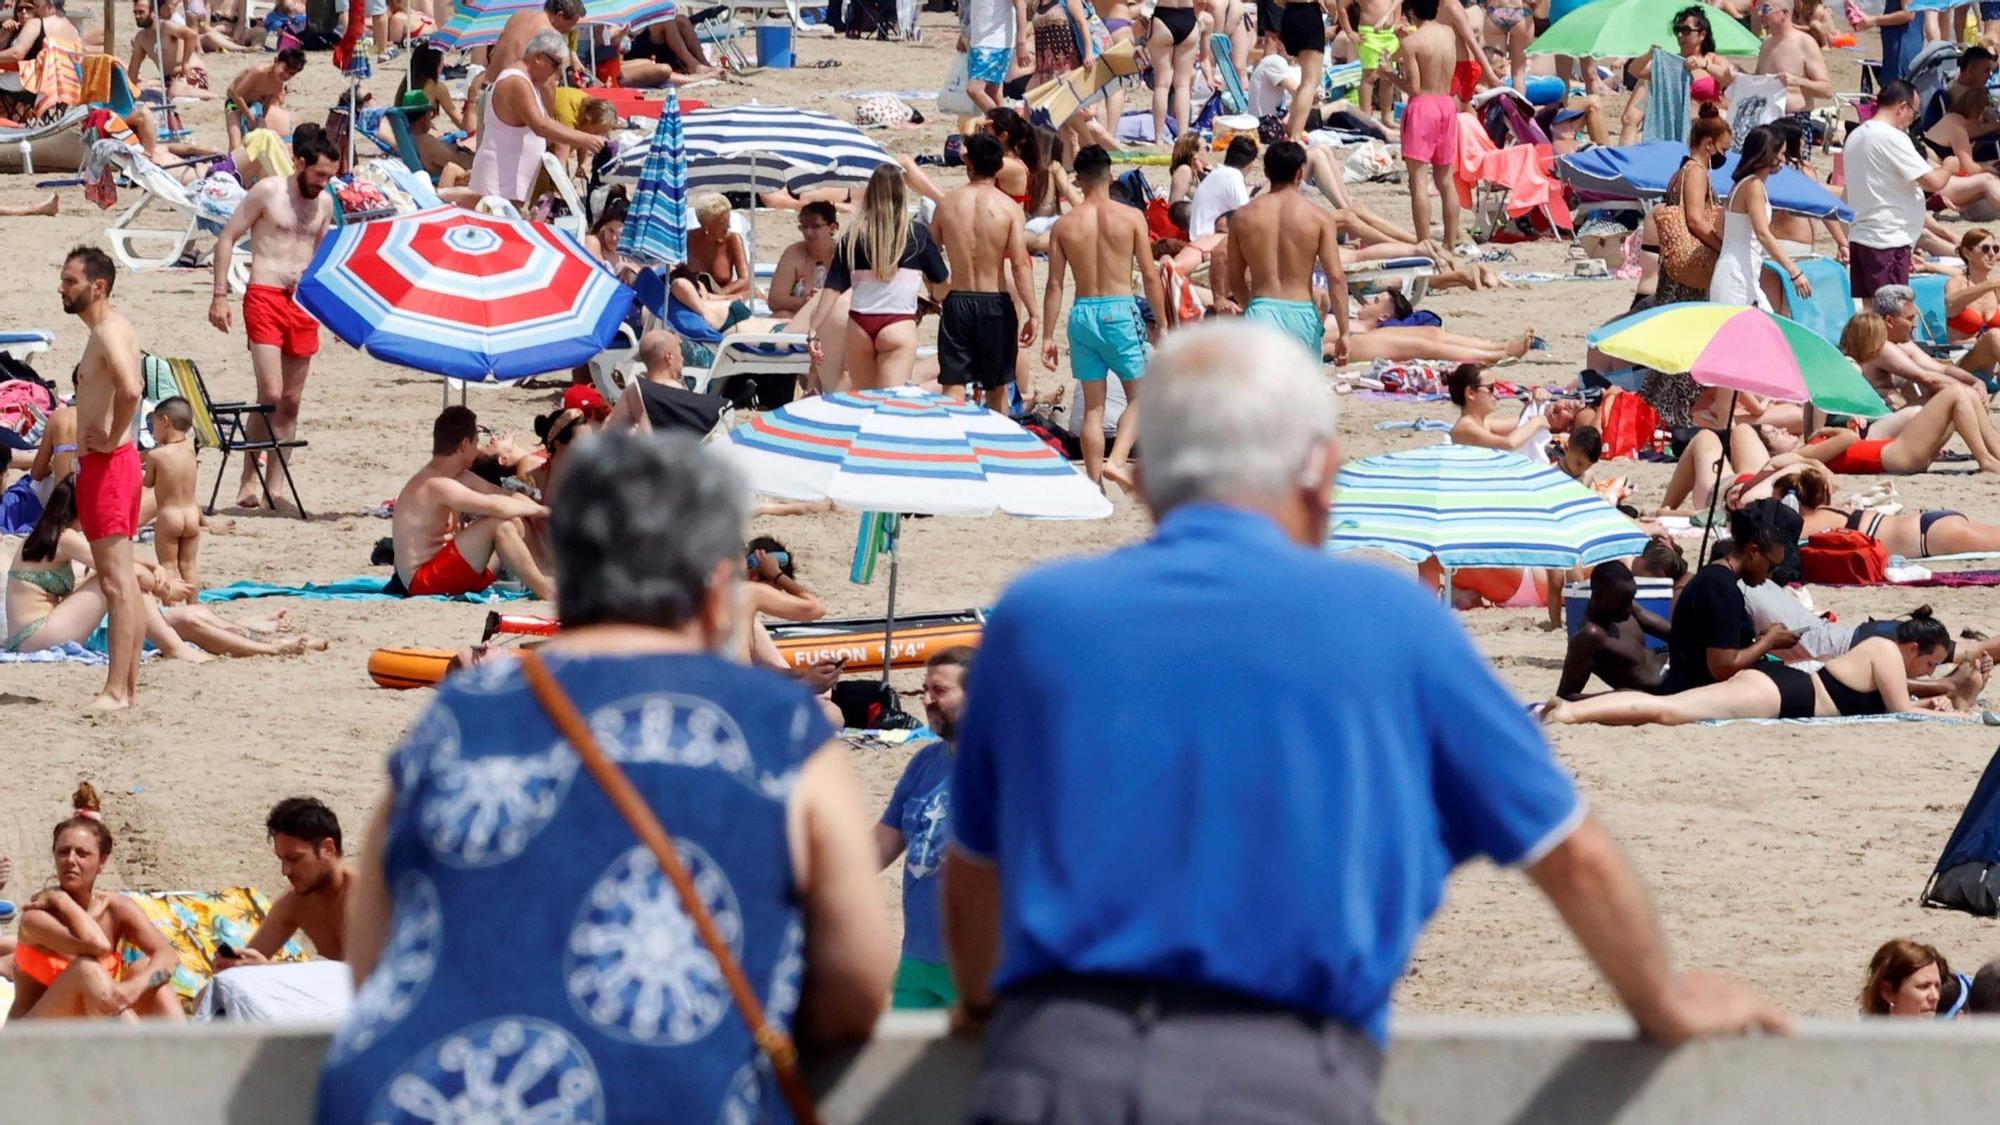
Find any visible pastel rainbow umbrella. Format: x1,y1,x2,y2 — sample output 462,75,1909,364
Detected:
1588,303,1890,418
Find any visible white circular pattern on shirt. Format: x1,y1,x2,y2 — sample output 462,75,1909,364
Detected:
418,734,579,868
565,843,740,1045
764,916,805,1030
716,1061,762,1125
448,656,526,697
367,1016,604,1125
392,704,461,795
327,873,443,1064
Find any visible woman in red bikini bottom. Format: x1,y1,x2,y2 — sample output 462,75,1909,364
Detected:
810,165,950,391
1796,390,2000,476
10,783,184,1021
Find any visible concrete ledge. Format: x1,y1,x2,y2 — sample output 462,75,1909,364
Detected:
10,1014,2000,1123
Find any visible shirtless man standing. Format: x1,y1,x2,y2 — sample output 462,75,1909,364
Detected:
1223,140,1349,366
1392,0,1462,251
223,47,304,151
1755,0,1832,117
1043,144,1165,487
209,128,338,512
60,247,145,711
933,132,1038,413
393,406,555,601
215,797,352,968
1553,561,1670,700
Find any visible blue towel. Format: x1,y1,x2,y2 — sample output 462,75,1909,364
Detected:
198,576,533,604
1643,48,1690,146
0,641,109,665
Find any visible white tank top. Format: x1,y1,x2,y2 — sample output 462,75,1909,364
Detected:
468,68,549,204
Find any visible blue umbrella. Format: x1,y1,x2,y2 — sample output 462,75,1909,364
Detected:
1558,142,1855,221
1328,446,1650,569
618,84,687,267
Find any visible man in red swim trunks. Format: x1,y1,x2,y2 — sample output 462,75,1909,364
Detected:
61,247,146,711
210,127,339,512
391,407,555,601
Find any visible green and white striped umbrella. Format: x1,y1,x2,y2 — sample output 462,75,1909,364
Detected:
1328,445,1649,568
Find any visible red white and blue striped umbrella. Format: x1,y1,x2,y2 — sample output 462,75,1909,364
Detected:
297,206,635,382
724,387,1111,519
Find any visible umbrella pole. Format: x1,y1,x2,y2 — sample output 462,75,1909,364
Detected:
880,513,899,685
1695,388,1739,567
1442,566,1453,608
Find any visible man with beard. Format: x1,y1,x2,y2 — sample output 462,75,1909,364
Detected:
874,646,973,1010
215,797,353,967
128,0,212,101
208,127,337,512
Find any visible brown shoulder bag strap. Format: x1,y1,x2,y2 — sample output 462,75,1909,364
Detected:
519,650,820,1125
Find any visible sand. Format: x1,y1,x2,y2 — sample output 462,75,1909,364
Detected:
1,15,1996,1026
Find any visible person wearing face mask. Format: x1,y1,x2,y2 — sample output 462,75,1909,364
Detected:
207,125,339,513
317,431,895,1125
1636,107,1734,433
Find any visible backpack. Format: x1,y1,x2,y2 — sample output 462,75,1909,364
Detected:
1800,528,1889,586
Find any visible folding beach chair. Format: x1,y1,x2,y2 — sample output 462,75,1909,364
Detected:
1911,272,1974,366
1207,32,1248,115
151,353,309,518
1763,256,1851,342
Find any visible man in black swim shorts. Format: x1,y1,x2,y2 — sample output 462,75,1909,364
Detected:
932,132,1037,412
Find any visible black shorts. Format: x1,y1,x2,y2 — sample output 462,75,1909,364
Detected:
938,291,1020,391
1155,4,1198,43
1279,1,1326,56
1257,0,1282,37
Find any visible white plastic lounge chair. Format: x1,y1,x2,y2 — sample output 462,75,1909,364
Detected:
685,331,810,408
0,329,54,362
1347,256,1438,303
539,150,588,237
104,150,251,288
0,106,87,174
589,322,643,403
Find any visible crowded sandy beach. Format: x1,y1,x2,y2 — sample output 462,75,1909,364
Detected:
4,0,2000,1114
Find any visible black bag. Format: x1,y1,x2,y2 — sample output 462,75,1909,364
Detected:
831,678,920,730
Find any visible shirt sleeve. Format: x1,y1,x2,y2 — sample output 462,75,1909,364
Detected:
1415,591,1584,867
824,244,853,293
949,595,1023,860
881,750,920,830
1889,131,1933,181
912,224,951,284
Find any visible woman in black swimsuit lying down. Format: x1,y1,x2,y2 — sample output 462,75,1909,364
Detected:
1544,609,1964,725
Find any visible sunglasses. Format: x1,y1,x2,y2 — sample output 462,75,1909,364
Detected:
1674,23,1702,32
1475,381,1499,393
1977,243,2000,255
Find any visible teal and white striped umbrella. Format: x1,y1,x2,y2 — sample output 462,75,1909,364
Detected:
1328,445,1649,568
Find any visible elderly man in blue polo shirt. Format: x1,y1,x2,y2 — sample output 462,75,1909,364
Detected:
942,321,1787,1122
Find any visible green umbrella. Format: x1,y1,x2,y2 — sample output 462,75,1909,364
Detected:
1528,0,1762,58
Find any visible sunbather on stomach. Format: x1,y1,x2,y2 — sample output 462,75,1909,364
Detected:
1545,614,1971,725
3,477,326,658
1775,465,2000,558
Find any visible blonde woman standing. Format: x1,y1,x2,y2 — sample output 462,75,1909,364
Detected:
810,165,951,391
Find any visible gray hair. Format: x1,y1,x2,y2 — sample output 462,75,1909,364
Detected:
1137,320,1339,515
550,432,749,630
524,28,568,64
1871,284,1916,316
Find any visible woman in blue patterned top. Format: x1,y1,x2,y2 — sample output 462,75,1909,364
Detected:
316,431,894,1124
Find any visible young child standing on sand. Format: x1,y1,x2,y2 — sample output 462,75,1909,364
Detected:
144,398,201,601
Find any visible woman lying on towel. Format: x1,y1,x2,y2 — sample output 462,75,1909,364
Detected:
9,783,183,1021
1774,466,2000,558
1326,291,1539,365
1544,610,1963,725
2,478,325,659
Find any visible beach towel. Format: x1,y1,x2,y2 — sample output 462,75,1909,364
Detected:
23,31,84,116
119,888,309,1013
198,576,534,603
1643,48,1690,146
0,641,109,665
1895,569,2000,587
196,959,353,1023
1453,111,1572,229
1696,711,1984,726
242,128,294,178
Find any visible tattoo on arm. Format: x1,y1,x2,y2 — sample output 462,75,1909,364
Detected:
147,968,172,991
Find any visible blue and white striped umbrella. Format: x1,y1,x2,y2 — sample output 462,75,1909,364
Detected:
603,104,894,193
297,206,635,381
1328,445,1649,568
618,84,687,267
430,0,678,50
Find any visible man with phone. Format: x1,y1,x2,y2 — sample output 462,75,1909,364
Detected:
214,797,353,969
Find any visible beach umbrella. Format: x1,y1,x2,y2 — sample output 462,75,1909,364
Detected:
1328,445,1650,570
723,386,1111,678
430,0,679,49
1528,0,1761,57
1558,142,1854,222
297,206,635,381
617,83,688,267
604,105,895,194
1588,303,1889,418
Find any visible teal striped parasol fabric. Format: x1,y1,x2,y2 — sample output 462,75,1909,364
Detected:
1328,445,1650,568
618,83,685,267
430,0,677,49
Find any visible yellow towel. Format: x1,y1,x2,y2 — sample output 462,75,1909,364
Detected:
244,128,295,179
79,52,115,105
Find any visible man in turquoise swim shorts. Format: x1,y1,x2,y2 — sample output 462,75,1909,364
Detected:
1222,140,1349,366
1043,145,1165,489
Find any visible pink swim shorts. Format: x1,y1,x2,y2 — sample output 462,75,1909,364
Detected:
1400,93,1459,166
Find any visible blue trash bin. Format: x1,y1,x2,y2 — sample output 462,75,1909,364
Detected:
756,18,794,68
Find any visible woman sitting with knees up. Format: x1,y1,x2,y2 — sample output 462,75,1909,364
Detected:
1447,362,1552,453
10,783,183,1021
1545,600,1961,725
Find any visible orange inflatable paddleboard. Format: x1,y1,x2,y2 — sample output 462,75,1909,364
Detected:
368,647,457,690
771,621,982,673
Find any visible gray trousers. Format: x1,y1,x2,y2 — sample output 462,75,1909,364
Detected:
965,976,1384,1125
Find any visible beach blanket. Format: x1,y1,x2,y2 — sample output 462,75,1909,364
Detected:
1696,711,1986,727
1895,569,2000,587
0,641,109,665
198,576,533,604
118,888,310,1012
1374,417,1455,433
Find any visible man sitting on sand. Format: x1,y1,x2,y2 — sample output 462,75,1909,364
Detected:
214,797,350,968
1554,561,1669,700
391,406,554,601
